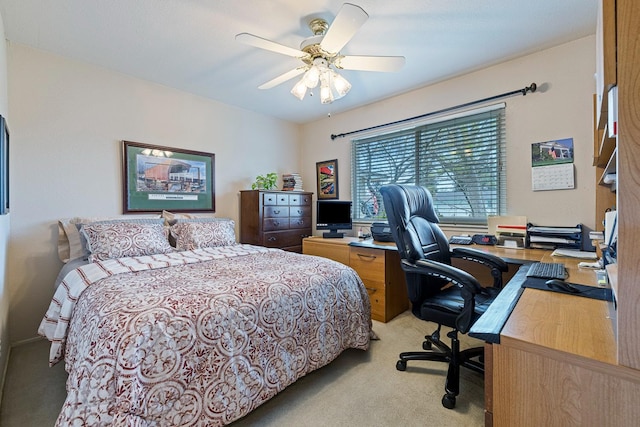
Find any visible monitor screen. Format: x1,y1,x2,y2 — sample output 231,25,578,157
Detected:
316,200,352,238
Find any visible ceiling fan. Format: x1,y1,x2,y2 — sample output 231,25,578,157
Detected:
236,3,405,104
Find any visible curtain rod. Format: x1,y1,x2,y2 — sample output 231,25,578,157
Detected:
330,82,537,140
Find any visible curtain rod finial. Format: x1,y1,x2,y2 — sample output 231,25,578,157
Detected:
523,83,537,95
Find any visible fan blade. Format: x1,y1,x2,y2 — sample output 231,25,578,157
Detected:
335,55,406,72
258,67,307,89
236,33,310,59
320,3,369,53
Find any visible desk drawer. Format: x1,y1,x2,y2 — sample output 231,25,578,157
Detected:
362,278,386,322
350,247,385,281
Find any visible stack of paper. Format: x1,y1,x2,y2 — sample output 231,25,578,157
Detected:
551,248,598,259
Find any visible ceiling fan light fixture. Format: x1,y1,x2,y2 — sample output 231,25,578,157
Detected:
291,76,308,100
330,70,351,98
303,65,320,88
319,72,334,104
237,3,405,105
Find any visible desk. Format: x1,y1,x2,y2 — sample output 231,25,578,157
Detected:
302,236,409,322
470,253,640,426
305,237,640,425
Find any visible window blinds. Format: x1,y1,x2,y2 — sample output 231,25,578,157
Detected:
351,106,506,224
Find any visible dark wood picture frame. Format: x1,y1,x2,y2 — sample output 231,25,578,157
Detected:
316,159,339,199
0,116,9,215
122,140,215,213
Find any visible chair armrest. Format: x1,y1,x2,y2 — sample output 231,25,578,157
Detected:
450,247,508,271
451,247,508,288
403,258,483,295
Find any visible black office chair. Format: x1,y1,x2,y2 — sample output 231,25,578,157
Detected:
379,184,508,409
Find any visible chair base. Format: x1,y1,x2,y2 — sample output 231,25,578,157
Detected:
395,329,485,409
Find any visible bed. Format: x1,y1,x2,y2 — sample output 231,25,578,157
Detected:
39,216,372,426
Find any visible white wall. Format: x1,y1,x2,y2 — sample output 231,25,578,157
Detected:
300,36,597,233
0,10,10,391
6,44,301,344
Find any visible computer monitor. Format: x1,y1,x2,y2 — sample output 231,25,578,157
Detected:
316,200,352,238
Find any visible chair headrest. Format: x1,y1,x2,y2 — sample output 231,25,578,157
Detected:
380,184,439,226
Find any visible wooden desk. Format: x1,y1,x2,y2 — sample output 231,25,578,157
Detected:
470,254,640,426
305,237,639,425
303,236,409,322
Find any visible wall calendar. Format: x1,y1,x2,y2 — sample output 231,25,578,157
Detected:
530,138,575,191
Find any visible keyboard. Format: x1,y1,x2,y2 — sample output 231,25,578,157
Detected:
526,262,567,280
449,235,473,245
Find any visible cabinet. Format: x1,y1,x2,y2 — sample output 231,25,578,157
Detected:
614,0,640,371
593,0,618,231
240,190,313,253
303,236,409,322
592,0,640,370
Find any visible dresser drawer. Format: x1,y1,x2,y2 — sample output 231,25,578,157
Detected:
289,216,311,229
290,193,312,206
264,206,290,218
289,206,311,218
263,229,311,248
262,193,279,205
276,194,290,205
263,218,290,231
349,247,385,281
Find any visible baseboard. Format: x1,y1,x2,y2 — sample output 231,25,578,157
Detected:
0,344,10,410
11,335,45,347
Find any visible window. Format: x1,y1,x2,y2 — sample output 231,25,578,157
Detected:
351,105,506,224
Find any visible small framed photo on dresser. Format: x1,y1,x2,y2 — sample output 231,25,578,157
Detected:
316,159,339,200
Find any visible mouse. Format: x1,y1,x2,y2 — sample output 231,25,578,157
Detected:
545,279,581,293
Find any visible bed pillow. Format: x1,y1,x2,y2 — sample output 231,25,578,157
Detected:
81,222,174,262
161,210,196,226
170,219,237,251
58,216,163,262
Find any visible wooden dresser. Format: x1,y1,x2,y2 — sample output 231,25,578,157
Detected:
303,236,409,322
239,190,313,253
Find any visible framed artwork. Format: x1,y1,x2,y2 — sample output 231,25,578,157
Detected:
0,116,9,215
316,159,339,199
122,140,215,213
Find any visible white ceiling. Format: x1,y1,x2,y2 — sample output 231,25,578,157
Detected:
0,0,598,124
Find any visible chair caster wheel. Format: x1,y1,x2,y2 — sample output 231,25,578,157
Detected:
442,394,456,409
422,341,432,350
396,360,407,371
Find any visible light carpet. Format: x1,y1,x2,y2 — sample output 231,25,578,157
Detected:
0,310,484,426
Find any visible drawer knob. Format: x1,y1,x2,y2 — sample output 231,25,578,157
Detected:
357,254,377,260
273,210,280,214
273,221,280,226
268,237,277,241
365,287,377,293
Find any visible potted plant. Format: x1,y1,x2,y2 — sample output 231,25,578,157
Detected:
251,172,278,190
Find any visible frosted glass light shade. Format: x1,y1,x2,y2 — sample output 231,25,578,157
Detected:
291,77,308,100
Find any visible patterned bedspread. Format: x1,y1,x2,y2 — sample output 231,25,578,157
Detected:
38,245,372,426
